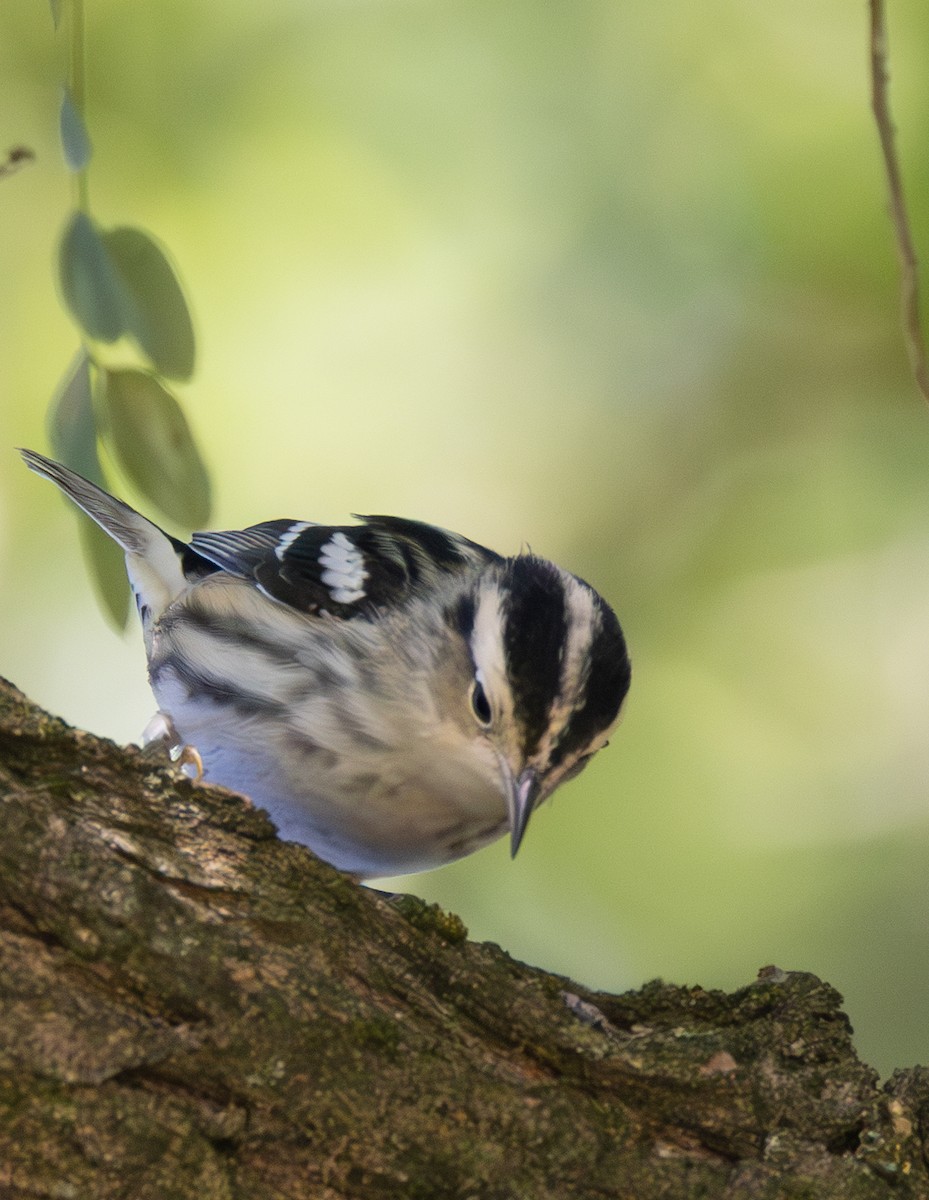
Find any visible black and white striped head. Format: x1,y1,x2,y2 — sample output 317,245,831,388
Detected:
454,555,631,856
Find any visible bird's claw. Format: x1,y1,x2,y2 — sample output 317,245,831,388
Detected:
140,711,204,781
171,742,205,782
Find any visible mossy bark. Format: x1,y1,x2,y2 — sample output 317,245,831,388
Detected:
0,674,926,1199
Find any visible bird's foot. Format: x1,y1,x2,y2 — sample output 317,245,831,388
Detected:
140,711,204,781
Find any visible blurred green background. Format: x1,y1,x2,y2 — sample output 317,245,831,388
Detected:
3,0,929,1076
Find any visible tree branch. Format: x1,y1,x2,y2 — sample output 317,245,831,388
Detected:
869,0,929,406
0,674,926,1197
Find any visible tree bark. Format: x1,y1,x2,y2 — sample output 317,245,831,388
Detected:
0,674,925,1199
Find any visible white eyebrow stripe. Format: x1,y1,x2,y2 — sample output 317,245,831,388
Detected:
319,531,367,603
275,521,311,561
469,583,510,721
545,577,598,748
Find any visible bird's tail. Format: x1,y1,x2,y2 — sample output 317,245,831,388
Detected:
20,449,166,554
20,448,188,618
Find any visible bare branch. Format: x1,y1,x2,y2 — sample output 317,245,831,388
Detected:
0,145,34,180
869,0,929,405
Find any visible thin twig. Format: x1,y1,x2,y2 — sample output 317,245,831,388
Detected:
68,0,89,213
0,146,34,180
869,0,929,406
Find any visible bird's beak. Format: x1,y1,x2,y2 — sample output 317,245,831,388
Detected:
507,767,541,858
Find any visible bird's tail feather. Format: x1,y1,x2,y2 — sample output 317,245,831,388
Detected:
20,448,162,556
19,449,189,618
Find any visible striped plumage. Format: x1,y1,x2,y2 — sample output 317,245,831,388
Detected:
21,449,631,878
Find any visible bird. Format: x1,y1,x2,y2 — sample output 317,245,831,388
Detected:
20,449,631,878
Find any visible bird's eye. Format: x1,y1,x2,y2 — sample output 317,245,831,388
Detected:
470,677,492,726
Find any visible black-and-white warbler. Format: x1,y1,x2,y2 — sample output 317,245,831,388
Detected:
21,449,631,878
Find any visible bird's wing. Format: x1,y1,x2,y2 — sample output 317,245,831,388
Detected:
190,514,499,617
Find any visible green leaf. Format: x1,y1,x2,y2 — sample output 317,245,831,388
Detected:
49,0,62,29
58,212,126,343
104,227,196,380
46,351,129,629
59,89,92,172
47,349,103,483
56,217,197,380
80,515,131,631
101,369,211,527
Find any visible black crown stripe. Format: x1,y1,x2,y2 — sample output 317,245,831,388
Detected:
500,557,568,757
